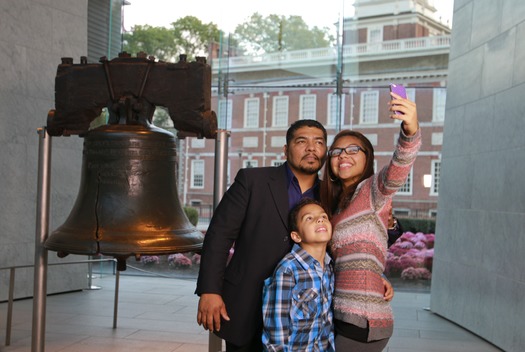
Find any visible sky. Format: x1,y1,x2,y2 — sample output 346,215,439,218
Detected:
122,0,454,34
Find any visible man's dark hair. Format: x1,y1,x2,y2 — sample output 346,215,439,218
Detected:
286,119,327,145
288,198,328,233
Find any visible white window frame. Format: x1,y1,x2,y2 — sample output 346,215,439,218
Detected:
191,160,204,189
218,99,233,129
433,88,447,122
272,96,289,127
397,167,413,195
299,94,316,120
430,160,441,196
327,93,345,127
368,27,383,43
244,98,260,128
360,91,379,124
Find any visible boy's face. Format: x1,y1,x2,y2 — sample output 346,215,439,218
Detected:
291,204,332,245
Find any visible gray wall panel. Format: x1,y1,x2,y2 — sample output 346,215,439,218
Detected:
431,1,525,351
0,0,118,300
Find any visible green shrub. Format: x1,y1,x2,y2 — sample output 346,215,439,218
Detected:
183,206,199,226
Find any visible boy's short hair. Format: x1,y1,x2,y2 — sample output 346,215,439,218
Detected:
288,198,328,233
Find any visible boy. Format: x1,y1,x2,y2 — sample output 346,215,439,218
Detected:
262,198,335,352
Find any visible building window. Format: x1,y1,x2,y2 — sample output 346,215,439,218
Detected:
430,160,441,195
227,160,231,188
244,98,260,128
406,88,416,102
368,27,383,43
191,138,205,148
272,160,284,167
271,136,286,148
393,208,410,217
397,167,413,195
433,88,447,121
243,160,258,168
364,133,377,146
299,94,316,120
328,93,345,127
191,160,204,189
218,99,232,129
273,96,289,127
360,91,379,124
243,136,258,148
431,132,443,146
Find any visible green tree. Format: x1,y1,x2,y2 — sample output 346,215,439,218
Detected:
123,17,221,62
152,107,173,128
122,25,177,61
170,16,222,59
233,13,334,55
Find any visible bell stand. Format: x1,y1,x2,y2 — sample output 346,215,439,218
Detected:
208,129,230,352
32,127,231,352
31,127,102,352
32,127,51,352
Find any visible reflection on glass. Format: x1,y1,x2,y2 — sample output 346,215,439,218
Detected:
104,0,454,287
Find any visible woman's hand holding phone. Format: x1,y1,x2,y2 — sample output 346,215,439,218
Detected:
389,84,419,136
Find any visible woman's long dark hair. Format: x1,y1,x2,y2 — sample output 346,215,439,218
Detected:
320,130,375,217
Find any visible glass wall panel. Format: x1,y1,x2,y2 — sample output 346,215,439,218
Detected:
100,0,455,288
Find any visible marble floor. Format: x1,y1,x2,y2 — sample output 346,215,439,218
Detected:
0,274,503,352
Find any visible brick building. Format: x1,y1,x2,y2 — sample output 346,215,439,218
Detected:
178,0,451,220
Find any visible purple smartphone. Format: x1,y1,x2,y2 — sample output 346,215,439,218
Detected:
390,83,407,115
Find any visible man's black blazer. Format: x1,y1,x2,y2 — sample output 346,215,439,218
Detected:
196,163,294,346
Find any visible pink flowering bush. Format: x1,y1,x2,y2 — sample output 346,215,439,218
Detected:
386,231,434,280
168,253,193,268
192,253,201,265
140,255,160,265
401,267,432,280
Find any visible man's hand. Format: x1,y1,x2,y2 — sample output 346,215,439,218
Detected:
382,276,394,302
197,293,230,332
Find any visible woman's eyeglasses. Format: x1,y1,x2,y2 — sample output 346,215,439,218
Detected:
328,145,365,157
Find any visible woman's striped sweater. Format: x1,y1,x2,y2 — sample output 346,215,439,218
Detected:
330,127,422,342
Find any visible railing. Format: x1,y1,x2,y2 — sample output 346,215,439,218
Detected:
0,258,119,347
211,35,451,71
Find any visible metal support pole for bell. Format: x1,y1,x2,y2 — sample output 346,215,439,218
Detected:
208,129,230,352
32,127,52,352
86,256,101,290
213,130,230,208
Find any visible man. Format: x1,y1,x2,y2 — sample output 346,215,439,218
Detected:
196,119,328,351
387,208,404,247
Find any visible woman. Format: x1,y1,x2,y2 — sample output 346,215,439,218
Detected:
320,92,420,351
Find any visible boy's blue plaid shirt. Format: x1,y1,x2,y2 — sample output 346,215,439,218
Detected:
262,243,335,352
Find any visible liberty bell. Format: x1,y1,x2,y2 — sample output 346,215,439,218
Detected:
44,53,217,270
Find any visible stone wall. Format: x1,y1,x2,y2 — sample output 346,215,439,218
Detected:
0,0,90,299
431,1,525,351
